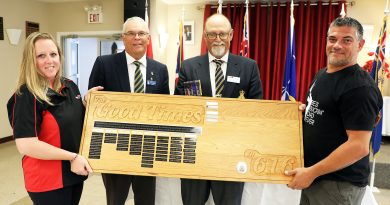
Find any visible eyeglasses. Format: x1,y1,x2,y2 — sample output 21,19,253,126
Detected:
123,31,149,38
205,32,230,40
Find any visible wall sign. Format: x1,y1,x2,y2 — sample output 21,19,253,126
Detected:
88,11,103,24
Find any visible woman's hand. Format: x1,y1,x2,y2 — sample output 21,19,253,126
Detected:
83,86,104,106
70,154,93,176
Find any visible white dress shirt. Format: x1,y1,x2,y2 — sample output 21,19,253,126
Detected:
125,52,147,93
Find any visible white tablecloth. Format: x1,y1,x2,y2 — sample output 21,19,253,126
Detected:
125,178,377,205
154,179,302,205
382,96,390,136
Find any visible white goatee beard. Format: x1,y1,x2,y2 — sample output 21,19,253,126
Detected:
211,45,226,57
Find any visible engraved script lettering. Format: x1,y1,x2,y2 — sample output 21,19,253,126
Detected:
94,95,107,103
244,149,297,176
93,101,204,125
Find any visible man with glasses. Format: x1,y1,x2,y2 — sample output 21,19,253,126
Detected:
175,14,263,205
88,16,169,205
285,17,383,205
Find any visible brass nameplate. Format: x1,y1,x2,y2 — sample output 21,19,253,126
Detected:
80,91,303,184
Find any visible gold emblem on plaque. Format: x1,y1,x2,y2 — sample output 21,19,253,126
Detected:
238,90,245,99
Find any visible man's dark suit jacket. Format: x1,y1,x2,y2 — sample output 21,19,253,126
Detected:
174,53,262,205
88,51,169,94
87,50,169,205
175,53,263,99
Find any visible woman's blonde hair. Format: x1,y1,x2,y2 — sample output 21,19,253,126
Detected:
16,32,63,105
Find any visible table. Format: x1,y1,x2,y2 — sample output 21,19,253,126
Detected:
382,96,390,136
125,178,378,205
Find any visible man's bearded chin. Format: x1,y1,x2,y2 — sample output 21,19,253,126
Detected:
328,56,349,68
211,44,226,57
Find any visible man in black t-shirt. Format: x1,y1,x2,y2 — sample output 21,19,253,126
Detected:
285,17,383,205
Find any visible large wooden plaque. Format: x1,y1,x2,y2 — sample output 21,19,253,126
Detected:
80,91,303,184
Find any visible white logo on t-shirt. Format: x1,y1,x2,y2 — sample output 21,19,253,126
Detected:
304,81,324,125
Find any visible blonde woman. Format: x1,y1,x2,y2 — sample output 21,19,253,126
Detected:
6,32,100,205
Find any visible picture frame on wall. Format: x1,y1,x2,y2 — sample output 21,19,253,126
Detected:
26,21,39,38
0,17,4,40
183,21,194,45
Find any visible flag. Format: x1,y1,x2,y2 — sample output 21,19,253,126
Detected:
370,14,387,157
175,20,184,85
145,1,153,58
281,0,296,101
240,3,249,57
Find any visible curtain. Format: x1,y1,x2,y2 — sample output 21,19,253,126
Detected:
202,1,345,101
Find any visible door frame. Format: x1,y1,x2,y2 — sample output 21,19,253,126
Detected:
57,31,122,95
56,30,122,47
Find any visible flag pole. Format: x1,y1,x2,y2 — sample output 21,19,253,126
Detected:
340,2,346,17
246,0,249,46
175,7,185,86
370,158,377,191
217,0,223,14
290,0,294,44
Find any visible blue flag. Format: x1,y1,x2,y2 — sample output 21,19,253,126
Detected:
282,1,296,101
370,15,387,157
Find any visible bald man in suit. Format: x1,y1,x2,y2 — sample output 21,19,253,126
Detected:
175,14,263,205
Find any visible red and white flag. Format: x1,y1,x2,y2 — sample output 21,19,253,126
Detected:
145,0,153,58
240,1,249,57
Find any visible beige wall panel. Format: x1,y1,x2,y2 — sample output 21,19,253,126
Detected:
348,0,389,95
0,0,49,138
47,0,123,34
0,0,389,139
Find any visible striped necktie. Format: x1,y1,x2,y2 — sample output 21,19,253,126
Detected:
133,61,144,93
213,59,224,97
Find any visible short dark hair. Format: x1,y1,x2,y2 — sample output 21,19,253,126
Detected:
328,17,364,40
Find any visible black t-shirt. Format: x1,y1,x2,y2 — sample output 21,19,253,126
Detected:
7,78,87,192
303,64,383,187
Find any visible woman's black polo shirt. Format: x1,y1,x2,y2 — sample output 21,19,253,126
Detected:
7,79,87,192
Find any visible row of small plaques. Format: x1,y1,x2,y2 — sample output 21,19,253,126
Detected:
88,131,197,168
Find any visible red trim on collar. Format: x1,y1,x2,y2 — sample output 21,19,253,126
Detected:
11,94,16,139
34,98,38,137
